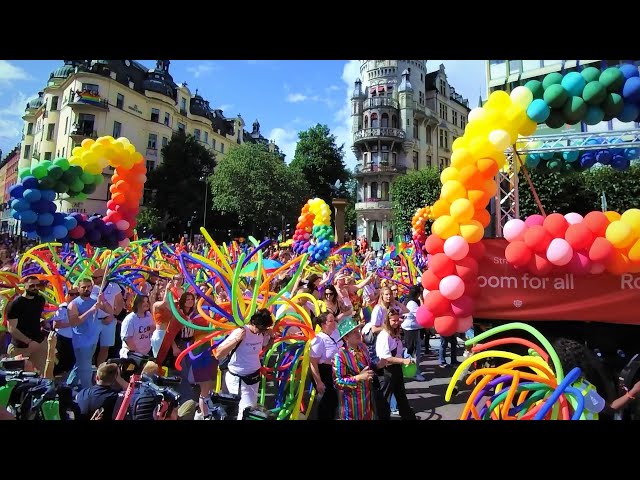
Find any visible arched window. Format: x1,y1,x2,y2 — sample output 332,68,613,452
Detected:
371,113,379,128
391,115,398,128
362,183,368,202
364,115,369,129
381,113,389,128
370,182,379,200
381,182,389,201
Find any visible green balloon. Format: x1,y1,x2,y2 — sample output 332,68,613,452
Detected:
68,165,83,177
599,67,624,93
545,109,565,129
602,93,624,117
38,177,55,189
74,192,87,201
53,157,70,170
69,178,85,192
543,84,568,108
583,81,606,105
40,160,52,170
581,67,601,83
53,182,69,193
547,159,562,170
19,167,32,179
32,164,48,179
82,183,97,195
80,172,95,184
562,96,587,124
542,72,563,90
524,80,544,100
47,165,63,180
93,174,104,185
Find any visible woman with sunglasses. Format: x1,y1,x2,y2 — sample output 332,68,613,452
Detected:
322,284,352,322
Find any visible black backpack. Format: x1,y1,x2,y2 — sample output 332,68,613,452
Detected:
129,384,162,420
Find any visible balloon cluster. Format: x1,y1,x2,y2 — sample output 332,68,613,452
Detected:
8,136,146,247
292,198,334,263
504,209,640,275
524,139,639,172
411,206,431,245
524,64,640,128
446,323,604,420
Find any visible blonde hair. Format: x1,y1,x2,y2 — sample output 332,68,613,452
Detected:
383,307,402,338
142,361,160,376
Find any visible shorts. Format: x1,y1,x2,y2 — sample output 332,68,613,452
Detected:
190,345,218,383
98,319,117,347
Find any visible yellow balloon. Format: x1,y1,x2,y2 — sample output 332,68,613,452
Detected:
450,148,475,170
606,220,634,249
450,198,475,223
510,86,534,110
628,238,640,263
459,220,485,244
85,162,102,175
441,180,467,204
485,90,512,112
621,208,640,238
81,138,95,148
440,167,460,184
519,117,538,136
432,215,460,239
467,107,487,123
451,137,469,151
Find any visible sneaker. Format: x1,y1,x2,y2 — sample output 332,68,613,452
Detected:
439,363,447,368
463,351,472,358
414,373,426,381
390,409,400,416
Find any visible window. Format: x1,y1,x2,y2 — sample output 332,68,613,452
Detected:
27,123,33,135
46,124,55,141
204,131,208,144
413,151,419,170
164,112,170,126
439,79,446,95
381,151,389,165
391,115,398,128
381,182,389,201
543,60,561,67
148,133,157,149
427,155,432,167
181,97,187,111
51,96,59,111
392,152,397,166
151,108,160,123
461,116,466,129
364,115,369,129
220,143,225,154
489,60,507,79
440,103,448,121
523,60,543,71
44,152,52,160
419,91,424,105
64,117,68,134
194,129,201,141
371,113,378,129
116,93,124,109
146,160,155,172
178,122,185,132
439,129,449,150
413,121,419,140
364,183,368,199
509,60,522,74
426,126,432,144
212,139,216,149
363,152,369,165
452,111,458,126
76,113,95,135
24,145,31,159
440,158,446,170
113,121,122,138
370,182,378,199
381,113,389,128
162,136,168,147
62,147,65,157
82,83,99,94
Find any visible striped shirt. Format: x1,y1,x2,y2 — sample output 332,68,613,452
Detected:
333,343,374,420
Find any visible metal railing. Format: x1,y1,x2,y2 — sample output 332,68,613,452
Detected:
69,128,98,139
354,127,405,142
364,97,399,110
355,200,392,210
357,163,407,174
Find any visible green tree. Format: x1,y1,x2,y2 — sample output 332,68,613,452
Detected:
290,124,349,204
343,170,357,238
211,142,308,237
583,163,640,212
390,168,441,238
136,207,165,237
145,131,216,238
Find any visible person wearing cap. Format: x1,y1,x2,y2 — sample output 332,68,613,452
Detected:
332,317,388,420
91,268,124,368
309,312,342,420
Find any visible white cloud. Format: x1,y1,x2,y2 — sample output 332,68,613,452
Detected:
0,91,33,153
331,60,360,170
0,117,21,139
0,61,31,87
286,93,308,103
0,91,30,117
186,62,219,79
268,127,299,163
215,104,234,113
428,60,487,102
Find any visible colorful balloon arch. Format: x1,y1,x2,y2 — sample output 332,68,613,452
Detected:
416,63,640,336
9,136,145,248
292,198,334,263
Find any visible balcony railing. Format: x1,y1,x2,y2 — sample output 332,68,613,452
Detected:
69,128,98,139
364,97,399,110
354,127,405,142
68,90,109,110
355,200,392,210
356,162,407,174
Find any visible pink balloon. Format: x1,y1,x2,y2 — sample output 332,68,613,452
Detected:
118,238,130,248
590,262,605,274
456,315,474,333
416,305,435,328
567,251,591,275
439,275,466,301
546,238,573,266
443,235,469,261
564,212,584,225
116,219,130,231
450,295,473,318
524,214,545,227
422,288,430,299
503,219,527,242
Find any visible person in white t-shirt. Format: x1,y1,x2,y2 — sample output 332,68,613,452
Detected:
91,268,124,367
213,309,275,420
309,312,342,420
401,285,425,381
119,296,155,358
375,307,416,420
50,288,80,376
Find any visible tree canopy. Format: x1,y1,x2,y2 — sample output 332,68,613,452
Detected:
390,168,442,239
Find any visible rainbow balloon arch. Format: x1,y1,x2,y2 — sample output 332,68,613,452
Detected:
9,137,145,248
413,62,640,336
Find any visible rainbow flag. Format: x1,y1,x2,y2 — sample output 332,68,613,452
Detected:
332,242,354,256
382,245,397,263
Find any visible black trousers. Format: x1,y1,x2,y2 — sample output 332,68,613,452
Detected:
316,363,338,420
53,334,75,376
379,364,416,420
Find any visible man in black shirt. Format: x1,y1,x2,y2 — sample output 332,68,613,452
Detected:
6,276,47,373
75,362,128,420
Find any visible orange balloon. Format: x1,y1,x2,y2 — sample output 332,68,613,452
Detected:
431,199,451,219
458,165,479,186
473,208,491,228
477,157,499,179
605,211,621,222
606,252,630,275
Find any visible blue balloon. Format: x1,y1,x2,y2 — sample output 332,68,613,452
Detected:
22,176,39,190
619,63,639,80
622,77,640,103
11,209,20,220
526,99,550,124
116,230,127,241
53,212,66,225
52,225,68,239
26,230,38,239
37,213,54,226
63,216,78,230
580,154,596,169
596,150,612,165
36,225,53,237
19,210,37,224
561,72,586,97
45,201,57,214
39,236,55,243
618,103,639,123
23,188,42,203
21,222,37,232
562,150,580,163
86,230,101,242
40,189,56,202
611,154,629,171
11,198,29,212
9,184,25,199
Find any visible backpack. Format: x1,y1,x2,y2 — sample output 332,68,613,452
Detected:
129,384,162,420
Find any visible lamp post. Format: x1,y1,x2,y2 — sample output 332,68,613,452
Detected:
200,164,213,230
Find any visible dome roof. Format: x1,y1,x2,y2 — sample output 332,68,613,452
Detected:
26,94,43,109
50,63,75,79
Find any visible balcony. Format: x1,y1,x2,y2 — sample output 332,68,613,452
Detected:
68,90,109,111
364,97,399,110
355,199,392,211
69,127,98,140
353,127,405,145
355,162,407,175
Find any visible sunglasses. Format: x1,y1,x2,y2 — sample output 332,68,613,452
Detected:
69,292,79,297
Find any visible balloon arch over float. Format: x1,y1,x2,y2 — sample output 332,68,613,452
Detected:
411,63,640,336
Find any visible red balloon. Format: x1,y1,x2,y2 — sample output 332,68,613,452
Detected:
423,290,451,317
429,253,455,278
424,234,445,255
455,256,479,282
589,237,614,263
524,225,552,254
468,241,486,261
583,211,610,237
434,315,457,336
505,241,532,268
421,270,441,291
415,305,435,328
564,223,594,251
543,213,569,238
69,226,85,239
528,253,553,276
450,295,473,317
106,200,117,211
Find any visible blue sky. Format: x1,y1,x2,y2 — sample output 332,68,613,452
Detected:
0,60,486,169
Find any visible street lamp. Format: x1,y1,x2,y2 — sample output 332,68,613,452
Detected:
200,164,213,230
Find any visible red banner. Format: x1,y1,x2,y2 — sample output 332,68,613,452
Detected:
475,238,640,325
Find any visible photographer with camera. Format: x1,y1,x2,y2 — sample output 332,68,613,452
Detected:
75,362,128,420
